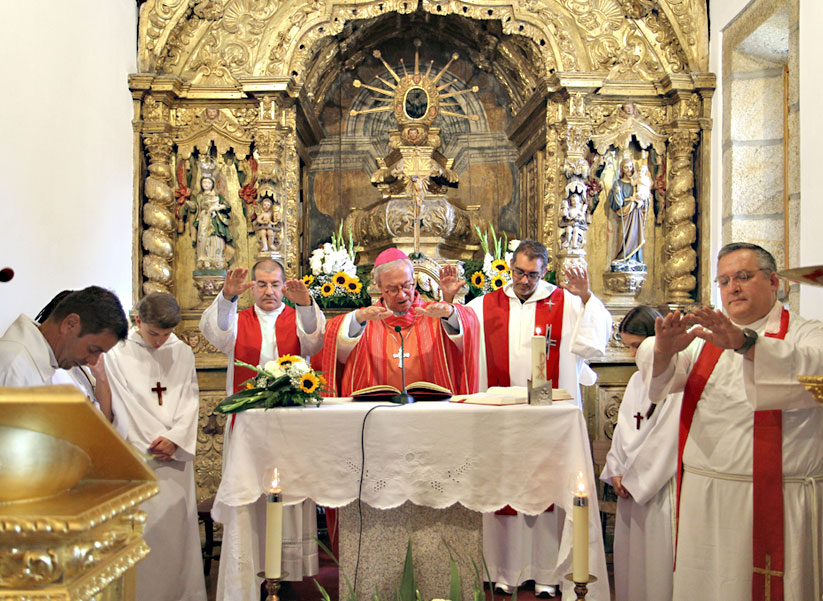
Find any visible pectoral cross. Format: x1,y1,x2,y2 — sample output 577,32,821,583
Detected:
152,381,167,406
752,554,783,601
393,350,410,368
634,411,644,429
545,325,557,355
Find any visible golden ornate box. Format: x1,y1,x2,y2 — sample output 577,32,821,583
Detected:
0,386,158,601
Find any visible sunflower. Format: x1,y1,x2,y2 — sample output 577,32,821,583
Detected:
332,271,350,287
299,372,320,394
317,373,327,388
321,282,335,296
470,271,485,288
346,279,363,294
302,274,315,286
491,259,509,273
491,275,507,290
245,381,255,390
276,354,300,368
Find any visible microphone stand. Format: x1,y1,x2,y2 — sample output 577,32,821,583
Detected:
390,325,414,404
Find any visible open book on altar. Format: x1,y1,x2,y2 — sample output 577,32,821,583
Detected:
351,381,452,401
450,386,574,405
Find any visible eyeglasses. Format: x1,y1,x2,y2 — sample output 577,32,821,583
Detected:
714,269,770,288
512,267,542,282
382,281,415,295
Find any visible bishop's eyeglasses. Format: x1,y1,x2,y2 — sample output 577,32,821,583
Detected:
382,281,415,295
714,268,770,288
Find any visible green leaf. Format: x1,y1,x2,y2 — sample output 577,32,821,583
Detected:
313,536,358,601
313,579,332,601
398,540,416,601
448,552,462,601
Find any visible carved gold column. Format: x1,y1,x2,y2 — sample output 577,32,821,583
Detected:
254,94,299,276
542,102,560,272
141,133,176,294
663,129,699,303
555,92,592,278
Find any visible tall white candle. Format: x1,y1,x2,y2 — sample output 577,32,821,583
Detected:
531,331,547,386
572,471,589,583
265,468,283,579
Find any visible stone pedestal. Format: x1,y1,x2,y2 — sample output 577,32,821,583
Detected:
338,501,482,601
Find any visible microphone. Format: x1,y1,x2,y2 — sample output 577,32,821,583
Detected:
391,325,414,404
0,268,13,283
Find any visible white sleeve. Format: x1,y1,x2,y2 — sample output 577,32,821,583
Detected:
199,294,238,354
746,318,823,410
568,292,612,360
648,338,700,403
337,311,363,364
166,352,200,462
296,301,326,357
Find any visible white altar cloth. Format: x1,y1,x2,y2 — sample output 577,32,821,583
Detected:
212,400,609,601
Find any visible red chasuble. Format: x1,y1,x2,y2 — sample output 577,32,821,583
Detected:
232,305,301,393
675,308,789,601
319,292,480,397
482,286,565,386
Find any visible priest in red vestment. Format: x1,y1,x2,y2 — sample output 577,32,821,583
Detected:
320,248,480,397
199,258,324,586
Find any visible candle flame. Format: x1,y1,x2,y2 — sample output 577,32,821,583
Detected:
535,327,542,336
270,467,281,492
575,471,586,496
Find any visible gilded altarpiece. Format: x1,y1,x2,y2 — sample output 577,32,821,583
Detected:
132,0,715,499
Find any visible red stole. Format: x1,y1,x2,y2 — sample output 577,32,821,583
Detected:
676,308,789,601
233,305,300,393
482,286,564,386
319,293,480,397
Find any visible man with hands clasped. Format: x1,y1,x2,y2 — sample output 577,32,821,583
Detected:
649,242,823,601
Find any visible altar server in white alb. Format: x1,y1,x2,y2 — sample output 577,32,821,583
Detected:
651,242,823,601
105,292,207,601
442,239,612,597
200,258,325,582
600,305,680,601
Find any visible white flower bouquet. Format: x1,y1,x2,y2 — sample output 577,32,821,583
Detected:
304,224,371,308
213,356,327,414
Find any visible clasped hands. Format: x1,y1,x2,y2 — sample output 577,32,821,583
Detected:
149,436,178,462
655,306,750,355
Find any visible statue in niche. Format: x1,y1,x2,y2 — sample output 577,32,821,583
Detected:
253,196,277,253
560,192,588,250
608,156,648,264
193,159,233,270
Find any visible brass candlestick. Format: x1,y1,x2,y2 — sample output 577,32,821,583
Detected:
257,571,289,601
564,573,597,600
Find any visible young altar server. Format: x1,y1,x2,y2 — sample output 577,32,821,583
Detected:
600,305,680,601
441,239,612,597
105,292,207,601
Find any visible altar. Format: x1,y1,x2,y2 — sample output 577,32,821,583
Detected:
212,399,609,601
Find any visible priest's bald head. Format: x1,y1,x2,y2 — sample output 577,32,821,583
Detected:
373,248,415,314
251,258,286,311
38,286,128,369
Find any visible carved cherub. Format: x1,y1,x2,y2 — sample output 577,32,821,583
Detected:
252,196,277,252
